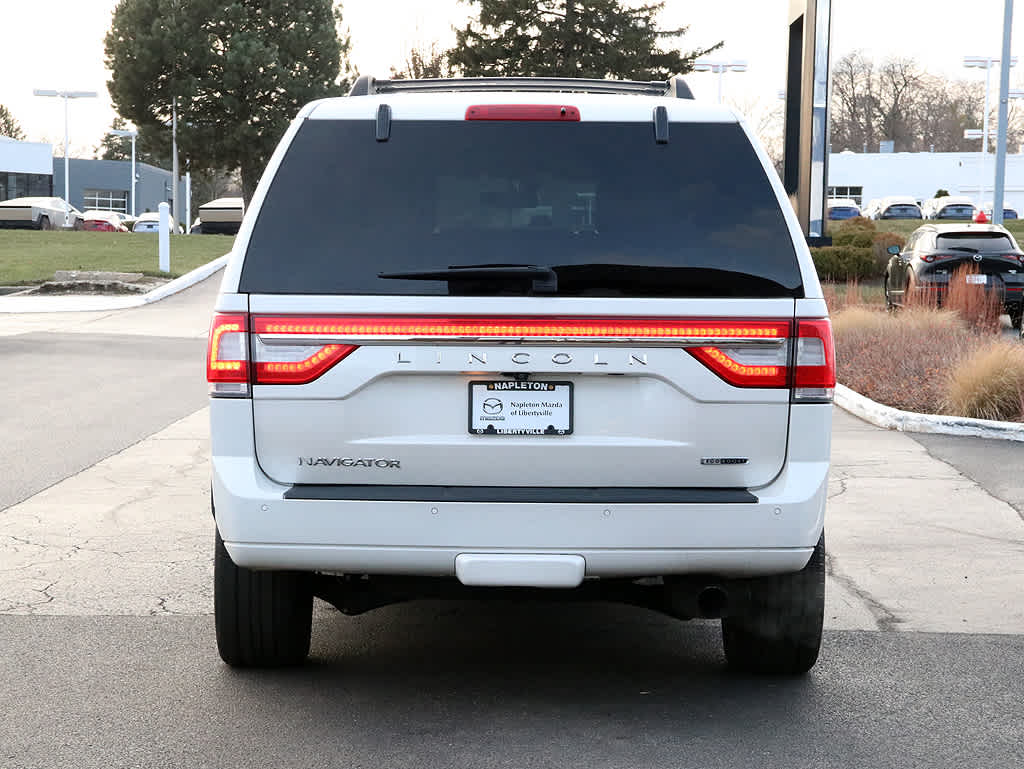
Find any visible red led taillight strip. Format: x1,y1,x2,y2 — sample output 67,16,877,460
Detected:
687,347,788,388
253,344,358,385
251,316,790,340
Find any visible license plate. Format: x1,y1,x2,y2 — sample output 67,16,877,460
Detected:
966,274,988,284
469,381,573,436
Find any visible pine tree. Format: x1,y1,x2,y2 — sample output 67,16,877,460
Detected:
105,0,353,201
448,0,720,80
0,104,27,141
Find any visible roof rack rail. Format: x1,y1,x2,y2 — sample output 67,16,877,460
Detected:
348,75,694,100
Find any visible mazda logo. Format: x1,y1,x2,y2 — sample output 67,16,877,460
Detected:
482,398,503,414
973,254,983,262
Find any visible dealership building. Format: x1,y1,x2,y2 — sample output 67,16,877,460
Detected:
828,150,1024,213
0,135,183,216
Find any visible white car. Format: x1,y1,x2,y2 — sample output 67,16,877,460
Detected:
0,196,84,230
827,198,861,220
207,76,834,674
922,195,976,220
132,211,182,233
869,195,922,220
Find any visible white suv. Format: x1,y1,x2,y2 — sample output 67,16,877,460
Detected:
207,76,834,674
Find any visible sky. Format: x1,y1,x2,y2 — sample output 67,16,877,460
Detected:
0,0,1020,156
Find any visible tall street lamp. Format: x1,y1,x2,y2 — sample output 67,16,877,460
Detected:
109,128,138,217
32,88,98,227
691,60,749,104
963,56,1017,202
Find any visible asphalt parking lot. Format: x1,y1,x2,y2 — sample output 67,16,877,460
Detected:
1,273,1022,767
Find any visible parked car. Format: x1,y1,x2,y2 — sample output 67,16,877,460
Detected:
194,197,244,235
82,210,130,232
982,202,1019,220
870,196,923,220
0,196,84,230
922,196,976,220
884,222,1024,327
827,198,861,220
207,75,834,674
132,212,182,233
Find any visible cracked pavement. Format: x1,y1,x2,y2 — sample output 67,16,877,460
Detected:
2,402,1022,635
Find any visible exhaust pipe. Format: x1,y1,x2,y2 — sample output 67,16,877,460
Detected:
696,586,728,619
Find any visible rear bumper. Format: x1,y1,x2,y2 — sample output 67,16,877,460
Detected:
211,400,830,579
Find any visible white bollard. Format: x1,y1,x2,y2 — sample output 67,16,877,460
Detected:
158,201,170,273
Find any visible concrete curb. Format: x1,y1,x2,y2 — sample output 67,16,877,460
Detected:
0,254,229,314
835,383,1024,442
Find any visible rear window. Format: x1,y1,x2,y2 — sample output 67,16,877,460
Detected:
936,233,1016,252
240,119,802,297
882,205,921,219
828,206,859,219
937,205,975,219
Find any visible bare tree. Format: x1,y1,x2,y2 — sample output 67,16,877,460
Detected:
390,42,452,80
875,57,925,150
830,51,878,152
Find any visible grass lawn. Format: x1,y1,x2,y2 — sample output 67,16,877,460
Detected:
0,230,234,284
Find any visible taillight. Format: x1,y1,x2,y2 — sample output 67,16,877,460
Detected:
250,315,357,385
921,254,958,263
207,313,249,397
687,344,789,387
792,319,835,402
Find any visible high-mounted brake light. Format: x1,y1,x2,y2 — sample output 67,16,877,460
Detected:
207,313,249,397
465,104,581,121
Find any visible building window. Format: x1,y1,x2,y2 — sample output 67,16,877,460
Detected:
828,185,863,206
83,189,128,213
1,172,52,202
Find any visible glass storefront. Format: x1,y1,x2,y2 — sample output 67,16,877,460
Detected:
0,172,52,201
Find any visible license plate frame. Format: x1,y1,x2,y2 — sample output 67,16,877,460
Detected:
468,380,573,436
966,274,988,285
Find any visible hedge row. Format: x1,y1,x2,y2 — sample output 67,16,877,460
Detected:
811,218,906,281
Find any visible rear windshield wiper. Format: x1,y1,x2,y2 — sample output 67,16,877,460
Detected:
947,246,980,253
378,264,557,293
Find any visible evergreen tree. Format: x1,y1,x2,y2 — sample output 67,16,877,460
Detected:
105,0,353,201
0,104,26,141
448,0,720,80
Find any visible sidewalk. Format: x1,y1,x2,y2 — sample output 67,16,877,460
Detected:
2,405,1022,631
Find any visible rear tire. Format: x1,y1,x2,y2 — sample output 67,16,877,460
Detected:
1011,311,1022,331
214,529,313,667
721,532,825,675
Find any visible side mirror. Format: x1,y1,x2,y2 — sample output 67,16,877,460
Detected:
887,245,901,255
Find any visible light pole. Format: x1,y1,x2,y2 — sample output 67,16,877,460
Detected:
32,88,97,227
109,128,138,217
692,60,749,104
963,55,1017,203
964,88,1024,208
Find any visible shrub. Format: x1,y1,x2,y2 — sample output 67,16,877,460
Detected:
811,245,878,281
832,307,980,414
833,230,874,248
945,342,1024,421
837,216,876,234
871,232,905,274
944,264,1004,334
